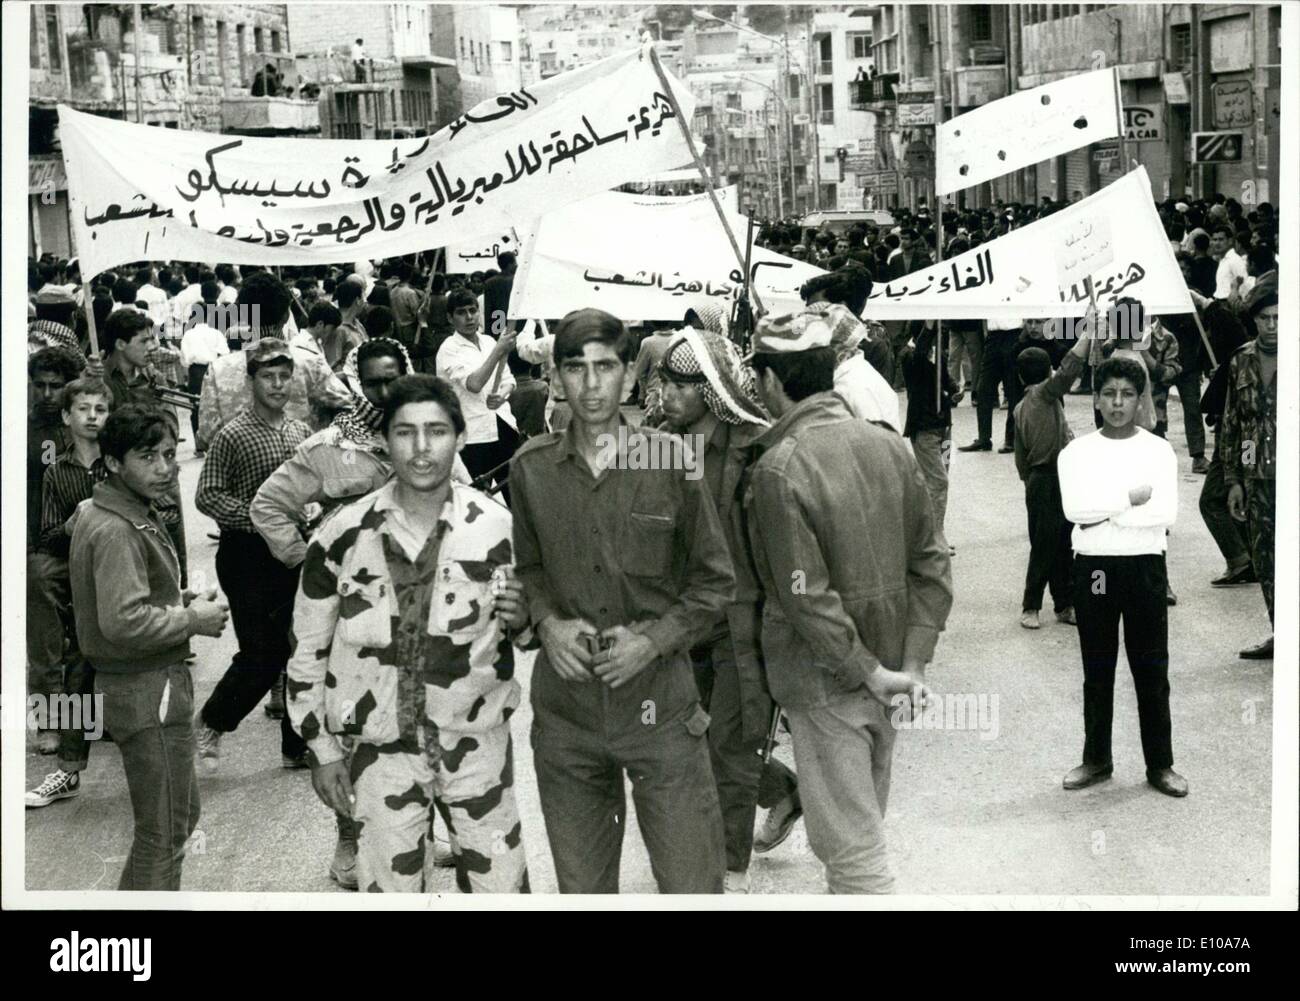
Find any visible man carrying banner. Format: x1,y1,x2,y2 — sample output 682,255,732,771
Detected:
511,309,733,893
658,327,773,893
743,316,951,892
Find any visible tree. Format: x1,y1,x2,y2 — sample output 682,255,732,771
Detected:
745,4,789,36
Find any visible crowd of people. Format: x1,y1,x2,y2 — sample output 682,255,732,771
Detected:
22,183,1279,895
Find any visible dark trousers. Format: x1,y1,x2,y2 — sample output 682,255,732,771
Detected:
1072,554,1173,771
977,329,1022,446
203,532,305,757
187,363,208,440
691,637,765,874
531,700,725,893
1022,466,1073,613
95,664,201,890
461,417,520,505
1199,439,1251,570
1172,368,1205,458
58,657,97,772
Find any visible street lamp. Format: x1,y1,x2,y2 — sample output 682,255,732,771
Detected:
692,8,812,213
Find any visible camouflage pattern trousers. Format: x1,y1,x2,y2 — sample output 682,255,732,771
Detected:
1245,478,1275,624
346,723,528,893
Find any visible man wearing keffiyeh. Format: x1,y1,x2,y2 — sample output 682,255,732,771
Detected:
658,328,773,893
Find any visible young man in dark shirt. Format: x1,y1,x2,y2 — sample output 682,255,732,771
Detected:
511,308,734,893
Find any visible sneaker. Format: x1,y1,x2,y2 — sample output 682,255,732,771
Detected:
281,751,311,770
753,796,802,854
432,835,456,868
265,674,286,720
37,729,60,755
26,768,80,808
193,711,222,772
724,869,751,894
329,835,358,890
1055,607,1077,626
1020,610,1041,630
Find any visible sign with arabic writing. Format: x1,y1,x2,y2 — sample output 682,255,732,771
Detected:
896,102,935,127
1211,80,1253,130
58,49,696,278
509,188,823,321
862,167,1193,320
935,66,1120,195
446,229,520,274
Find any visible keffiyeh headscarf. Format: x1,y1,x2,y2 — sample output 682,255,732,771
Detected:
803,300,867,365
332,337,415,451
660,328,770,427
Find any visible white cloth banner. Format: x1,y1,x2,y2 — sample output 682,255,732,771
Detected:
864,167,1194,320
58,49,695,278
509,187,822,321
445,229,520,273
935,67,1120,195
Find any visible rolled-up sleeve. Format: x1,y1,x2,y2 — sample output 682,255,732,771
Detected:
250,446,319,567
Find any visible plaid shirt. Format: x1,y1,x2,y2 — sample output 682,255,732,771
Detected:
196,409,312,533
39,449,109,558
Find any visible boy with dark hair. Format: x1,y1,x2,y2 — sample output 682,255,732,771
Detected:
1058,355,1185,798
511,308,733,893
70,405,230,888
27,379,114,806
1012,321,1093,629
27,348,87,753
288,374,532,892
194,340,313,771
745,315,951,892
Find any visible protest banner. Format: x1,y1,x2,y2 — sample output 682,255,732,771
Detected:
509,187,822,321
935,66,1121,195
446,229,520,273
864,167,1194,320
58,49,696,278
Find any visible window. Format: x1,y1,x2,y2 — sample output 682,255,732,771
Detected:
500,40,512,61
236,24,246,84
217,21,229,92
30,7,40,69
459,36,465,58
46,7,61,71
1169,24,1191,72
254,26,263,53
788,73,801,99
192,16,206,55
969,5,992,43
848,32,871,60
271,30,281,54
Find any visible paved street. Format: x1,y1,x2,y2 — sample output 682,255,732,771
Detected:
25,390,1274,897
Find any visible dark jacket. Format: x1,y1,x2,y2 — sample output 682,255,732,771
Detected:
69,478,196,674
743,392,952,710
899,325,959,436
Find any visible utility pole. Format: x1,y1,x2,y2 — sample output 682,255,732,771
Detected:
133,4,144,124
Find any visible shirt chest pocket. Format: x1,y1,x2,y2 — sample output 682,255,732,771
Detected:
623,511,677,578
337,576,393,648
431,561,494,641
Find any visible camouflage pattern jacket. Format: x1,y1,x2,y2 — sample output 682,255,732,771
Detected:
287,480,534,767
1220,342,1277,487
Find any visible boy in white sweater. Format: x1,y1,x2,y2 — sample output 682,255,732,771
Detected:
1057,355,1187,798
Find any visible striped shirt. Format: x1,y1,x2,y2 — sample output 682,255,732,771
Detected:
196,409,312,533
39,449,109,558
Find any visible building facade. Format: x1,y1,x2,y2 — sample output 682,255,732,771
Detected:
866,3,1282,213
28,3,312,259
809,6,880,211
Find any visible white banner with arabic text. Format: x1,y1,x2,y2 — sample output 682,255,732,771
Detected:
509,188,822,321
864,168,1193,320
59,48,695,278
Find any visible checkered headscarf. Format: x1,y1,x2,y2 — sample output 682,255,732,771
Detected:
660,328,770,427
333,338,415,451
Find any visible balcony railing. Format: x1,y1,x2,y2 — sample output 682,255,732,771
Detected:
818,109,835,125
816,59,834,77
849,78,896,109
